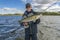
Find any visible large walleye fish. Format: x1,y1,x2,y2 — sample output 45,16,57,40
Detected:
18,14,42,28
19,14,42,23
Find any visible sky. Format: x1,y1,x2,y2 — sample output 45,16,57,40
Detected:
0,0,25,14
0,0,60,14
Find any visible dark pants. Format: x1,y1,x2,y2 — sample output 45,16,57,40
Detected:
25,29,37,40
25,33,37,40
25,23,37,40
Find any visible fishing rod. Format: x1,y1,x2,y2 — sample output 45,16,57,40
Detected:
43,1,58,12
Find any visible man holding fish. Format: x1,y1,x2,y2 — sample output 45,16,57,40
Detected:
21,3,40,40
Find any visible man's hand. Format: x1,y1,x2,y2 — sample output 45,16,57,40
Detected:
35,18,40,24
23,22,28,26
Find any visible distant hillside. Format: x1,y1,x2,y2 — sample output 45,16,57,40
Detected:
0,12,60,16
0,13,23,16
35,12,60,15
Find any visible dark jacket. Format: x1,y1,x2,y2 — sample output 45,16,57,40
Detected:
22,9,40,34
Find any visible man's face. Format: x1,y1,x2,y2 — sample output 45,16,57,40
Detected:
26,7,32,12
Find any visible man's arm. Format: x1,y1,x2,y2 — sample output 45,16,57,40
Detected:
33,11,40,24
22,12,27,19
20,11,28,26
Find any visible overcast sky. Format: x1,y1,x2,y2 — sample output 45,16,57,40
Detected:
0,0,60,14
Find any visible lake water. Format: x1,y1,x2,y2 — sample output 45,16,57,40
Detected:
38,16,60,40
0,16,60,40
0,16,25,40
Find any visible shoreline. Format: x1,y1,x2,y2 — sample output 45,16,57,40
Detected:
0,15,60,16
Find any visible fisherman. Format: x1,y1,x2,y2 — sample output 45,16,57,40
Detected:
21,3,40,40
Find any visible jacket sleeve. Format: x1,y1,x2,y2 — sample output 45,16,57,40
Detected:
33,11,40,24
22,11,27,19
20,11,27,26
